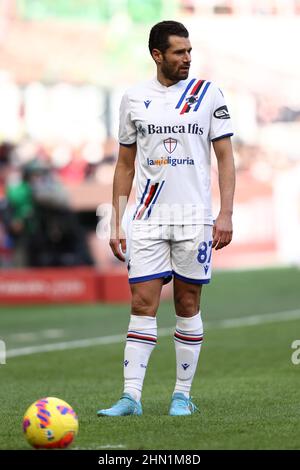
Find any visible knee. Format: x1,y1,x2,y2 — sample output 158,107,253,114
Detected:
174,290,199,317
131,292,158,316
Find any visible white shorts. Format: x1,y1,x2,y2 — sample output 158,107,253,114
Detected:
126,224,213,285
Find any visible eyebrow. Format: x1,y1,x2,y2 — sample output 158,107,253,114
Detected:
173,47,192,53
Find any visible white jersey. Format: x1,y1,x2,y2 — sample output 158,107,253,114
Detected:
119,77,234,225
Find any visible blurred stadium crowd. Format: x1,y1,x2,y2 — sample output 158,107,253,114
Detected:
1,0,300,269
0,140,95,268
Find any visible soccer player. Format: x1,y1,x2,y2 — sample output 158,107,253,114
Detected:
97,20,235,417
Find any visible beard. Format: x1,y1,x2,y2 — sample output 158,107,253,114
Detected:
161,59,189,83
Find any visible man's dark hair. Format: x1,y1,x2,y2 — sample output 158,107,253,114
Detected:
148,20,189,56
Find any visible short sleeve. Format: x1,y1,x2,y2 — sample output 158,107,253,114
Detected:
118,93,137,146
209,85,234,142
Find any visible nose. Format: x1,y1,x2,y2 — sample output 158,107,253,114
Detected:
184,51,191,63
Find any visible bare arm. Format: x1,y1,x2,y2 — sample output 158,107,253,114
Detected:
212,137,235,250
110,143,136,261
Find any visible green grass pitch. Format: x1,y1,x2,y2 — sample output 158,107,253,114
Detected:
0,267,300,450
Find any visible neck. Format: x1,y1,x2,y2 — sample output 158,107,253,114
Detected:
156,70,179,87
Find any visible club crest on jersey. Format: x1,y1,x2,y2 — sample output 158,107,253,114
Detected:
175,78,211,115
163,137,177,154
185,94,198,107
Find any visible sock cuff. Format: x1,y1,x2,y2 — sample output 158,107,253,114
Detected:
175,311,202,333
127,315,157,346
128,314,157,331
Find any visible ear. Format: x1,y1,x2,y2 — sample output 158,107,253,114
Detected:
151,48,162,64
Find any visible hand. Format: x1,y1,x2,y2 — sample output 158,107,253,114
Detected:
109,226,127,262
212,212,233,250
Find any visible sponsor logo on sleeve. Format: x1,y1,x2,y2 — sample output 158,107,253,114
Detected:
213,105,230,119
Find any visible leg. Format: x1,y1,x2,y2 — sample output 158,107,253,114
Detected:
169,224,212,415
130,278,163,317
123,228,170,401
97,224,171,416
122,279,163,401
97,279,164,417
169,278,204,416
173,277,202,317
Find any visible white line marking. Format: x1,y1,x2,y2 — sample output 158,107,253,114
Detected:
6,309,300,359
6,334,128,358
211,309,300,328
42,329,65,339
10,332,38,342
9,329,65,343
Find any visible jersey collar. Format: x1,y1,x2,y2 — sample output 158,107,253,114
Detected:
152,77,188,91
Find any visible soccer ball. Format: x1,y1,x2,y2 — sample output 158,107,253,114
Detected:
22,397,79,449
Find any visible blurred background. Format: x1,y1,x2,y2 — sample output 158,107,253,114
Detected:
0,0,300,303
1,2,300,451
